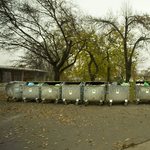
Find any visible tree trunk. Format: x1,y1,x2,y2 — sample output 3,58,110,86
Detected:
88,67,96,81
53,67,61,81
87,51,98,81
125,62,131,82
124,40,131,82
107,66,110,82
90,75,95,81
106,51,110,82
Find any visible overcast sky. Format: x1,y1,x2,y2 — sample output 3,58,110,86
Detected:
74,0,150,17
1,0,150,69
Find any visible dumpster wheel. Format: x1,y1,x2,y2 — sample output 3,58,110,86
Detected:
55,99,58,104
42,100,45,104
36,99,40,103
6,98,9,102
100,102,103,106
13,99,17,102
75,101,78,105
63,99,67,105
124,102,128,106
109,102,112,107
75,99,79,106
24,99,27,103
84,101,89,106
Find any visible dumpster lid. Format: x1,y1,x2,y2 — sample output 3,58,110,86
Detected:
111,81,121,85
85,81,106,85
63,82,83,85
27,82,43,86
135,81,150,84
43,81,62,85
6,81,26,85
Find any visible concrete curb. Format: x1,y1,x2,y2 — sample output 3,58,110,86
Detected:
126,141,150,150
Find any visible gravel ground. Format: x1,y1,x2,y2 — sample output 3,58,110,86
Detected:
1,92,150,150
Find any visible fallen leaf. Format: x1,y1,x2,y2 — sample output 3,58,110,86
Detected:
27,141,31,144
89,139,93,143
125,138,130,141
24,147,28,149
5,135,8,138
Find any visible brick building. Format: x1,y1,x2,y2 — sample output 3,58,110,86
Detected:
0,66,49,83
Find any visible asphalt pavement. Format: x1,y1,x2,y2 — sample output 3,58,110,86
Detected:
0,87,5,93
1,97,150,150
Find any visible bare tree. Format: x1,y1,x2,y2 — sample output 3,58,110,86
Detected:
0,0,86,81
86,50,99,81
16,51,52,71
91,5,150,82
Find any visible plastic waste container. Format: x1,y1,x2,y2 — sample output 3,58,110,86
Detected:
135,81,150,104
41,82,62,103
83,81,107,106
5,81,26,102
62,82,84,105
22,82,43,103
108,82,129,106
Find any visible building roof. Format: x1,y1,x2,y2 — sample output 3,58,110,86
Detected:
0,65,48,73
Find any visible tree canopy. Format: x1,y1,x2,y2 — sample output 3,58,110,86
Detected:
91,6,150,82
1,0,150,81
0,0,87,81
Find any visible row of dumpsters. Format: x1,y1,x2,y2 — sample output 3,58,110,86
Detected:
5,81,150,106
